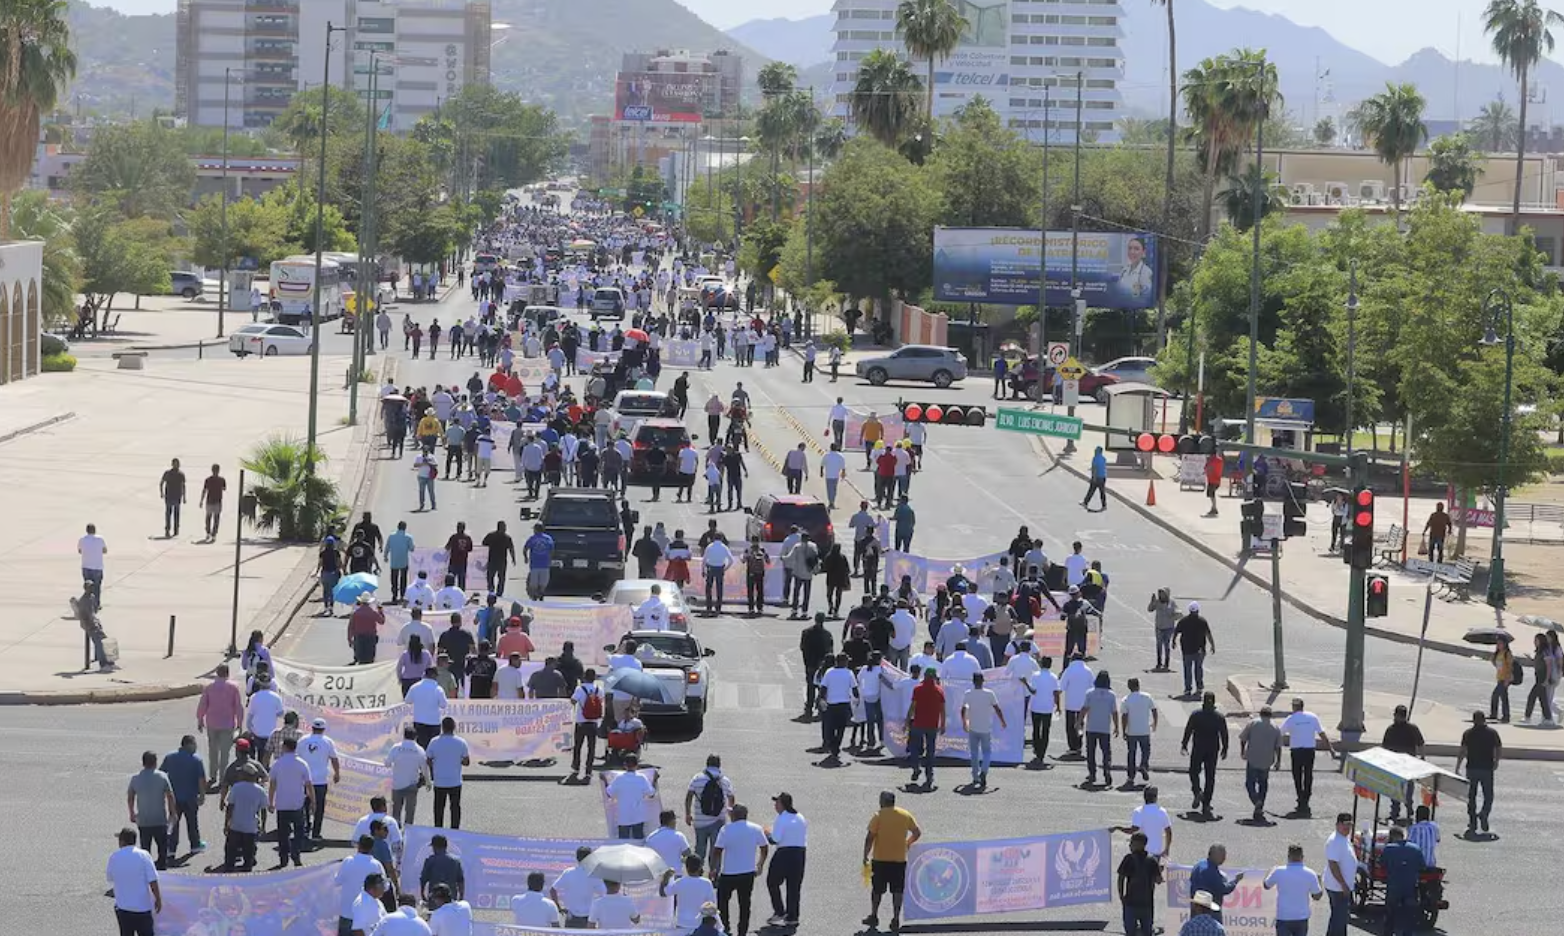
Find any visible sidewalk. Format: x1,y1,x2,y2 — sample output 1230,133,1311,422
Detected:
0,350,371,702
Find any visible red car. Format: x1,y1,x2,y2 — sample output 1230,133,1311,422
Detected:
1006,355,1119,400
627,418,691,484
744,494,836,551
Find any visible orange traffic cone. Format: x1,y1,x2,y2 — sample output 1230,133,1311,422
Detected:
1146,479,1157,507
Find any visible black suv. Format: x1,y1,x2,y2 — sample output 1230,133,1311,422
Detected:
536,487,629,589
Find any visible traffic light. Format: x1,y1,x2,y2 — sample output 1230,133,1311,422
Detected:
1282,481,1308,539
1349,485,1376,569
1174,434,1218,456
1134,433,1178,454
1366,573,1389,617
1136,433,1217,455
1240,498,1265,543
900,401,987,427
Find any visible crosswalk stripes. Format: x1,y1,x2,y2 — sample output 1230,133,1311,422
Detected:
709,681,789,711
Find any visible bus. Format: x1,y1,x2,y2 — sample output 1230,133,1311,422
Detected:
473,251,500,274
268,256,344,327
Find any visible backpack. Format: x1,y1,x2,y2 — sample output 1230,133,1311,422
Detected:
580,685,604,721
1512,659,1525,687
698,770,726,818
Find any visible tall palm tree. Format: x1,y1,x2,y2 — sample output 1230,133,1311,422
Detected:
1484,0,1564,231
1469,97,1520,152
896,0,967,119
851,49,923,148
1182,49,1280,239
814,117,849,160
1358,82,1428,216
0,0,75,241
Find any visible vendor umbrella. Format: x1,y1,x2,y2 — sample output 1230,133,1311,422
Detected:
580,843,669,883
332,572,380,604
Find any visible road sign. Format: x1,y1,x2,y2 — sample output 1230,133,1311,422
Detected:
1062,379,1080,406
1057,356,1088,381
994,407,1084,440
1045,342,1069,367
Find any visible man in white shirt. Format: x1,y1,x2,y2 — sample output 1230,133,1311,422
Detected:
107,827,161,934
675,444,701,503
300,719,340,840
1122,786,1174,858
348,872,389,935
908,641,940,678
551,847,608,927
1005,640,1041,680
377,897,434,935
1058,655,1096,756
828,399,849,448
766,792,809,925
511,870,563,926
701,536,735,616
636,584,671,631
783,443,809,495
427,883,473,936
817,654,859,763
886,601,916,669
398,608,435,649
336,838,388,933
603,760,658,839
820,444,848,509
1279,697,1335,816
1264,843,1323,934
386,728,429,827
713,803,770,936
267,738,313,866
589,880,641,929
607,638,645,672
1024,657,1061,762
1323,812,1359,935
685,754,736,872
494,652,529,699
434,576,467,611
405,571,437,611
244,683,285,762
1120,677,1159,784
426,718,471,829
1063,541,1090,588
645,808,691,872
406,670,449,748
940,644,982,685
79,522,107,612
961,672,1006,789
662,855,719,931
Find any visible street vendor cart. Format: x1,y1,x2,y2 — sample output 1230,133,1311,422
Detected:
1343,746,1464,930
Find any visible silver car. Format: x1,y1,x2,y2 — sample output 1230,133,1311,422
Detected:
855,345,969,388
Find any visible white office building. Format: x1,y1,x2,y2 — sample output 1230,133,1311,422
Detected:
176,0,491,130
826,0,1124,142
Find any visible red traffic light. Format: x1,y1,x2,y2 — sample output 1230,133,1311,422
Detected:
925,404,944,423
1157,434,1177,454
1370,578,1386,594
1354,487,1374,528
903,403,923,422
1136,433,1155,452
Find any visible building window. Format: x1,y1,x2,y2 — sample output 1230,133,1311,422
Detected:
1060,14,1086,24
1086,37,1117,47
1087,57,1116,67
1061,36,1085,45
1088,16,1117,25
1086,78,1115,89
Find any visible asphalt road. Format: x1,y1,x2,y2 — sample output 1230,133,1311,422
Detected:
7,284,1557,935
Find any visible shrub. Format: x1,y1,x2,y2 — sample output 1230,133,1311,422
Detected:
40,333,69,356
241,435,343,542
816,331,852,353
41,352,77,372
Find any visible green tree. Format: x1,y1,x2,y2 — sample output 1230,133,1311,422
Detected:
737,217,789,295
73,204,172,317
814,117,848,160
851,49,922,148
1219,168,1286,230
440,84,569,194
185,192,292,271
1485,0,1564,231
929,97,1040,227
0,0,75,239
70,120,196,219
243,435,341,542
757,62,798,97
1313,117,1336,146
1181,49,1280,240
684,175,734,245
1358,82,1427,215
896,0,967,118
273,183,354,256
1468,97,1519,152
1424,133,1485,197
1116,117,1169,145
7,188,78,325
383,198,464,268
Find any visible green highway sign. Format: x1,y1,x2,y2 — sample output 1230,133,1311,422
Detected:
994,408,1083,440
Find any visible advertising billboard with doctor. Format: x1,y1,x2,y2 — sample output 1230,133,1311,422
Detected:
933,227,1158,309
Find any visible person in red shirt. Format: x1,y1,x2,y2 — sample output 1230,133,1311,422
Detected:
1203,454,1225,518
488,369,507,392
875,448,898,510
504,374,525,398
347,593,385,664
906,667,946,791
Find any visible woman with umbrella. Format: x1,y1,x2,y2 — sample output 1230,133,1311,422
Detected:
1492,635,1515,723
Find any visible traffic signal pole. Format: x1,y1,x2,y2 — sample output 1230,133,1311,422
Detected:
1342,564,1367,735
1270,539,1286,689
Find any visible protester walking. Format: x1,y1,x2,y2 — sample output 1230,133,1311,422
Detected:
1173,602,1214,697
766,793,808,927
128,751,176,870
1238,706,1283,821
160,736,206,855
713,803,769,936
1081,446,1107,511
1181,692,1228,819
196,664,244,791
962,671,1006,789
863,791,920,934
1279,698,1334,817
1263,843,1323,936
107,826,162,936
1456,711,1502,836
1117,831,1162,936
427,717,471,829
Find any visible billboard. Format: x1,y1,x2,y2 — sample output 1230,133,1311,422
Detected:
616,71,708,123
932,227,1158,309
932,0,1010,118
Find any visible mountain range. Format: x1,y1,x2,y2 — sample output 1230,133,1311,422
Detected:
724,0,1564,127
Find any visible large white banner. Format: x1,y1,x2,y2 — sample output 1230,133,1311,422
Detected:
880,663,1029,764
663,339,700,366
283,695,574,763
271,657,402,711
377,597,632,664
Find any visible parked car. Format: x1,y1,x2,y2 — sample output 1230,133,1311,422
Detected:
167,271,204,300
603,629,714,725
589,287,626,320
604,579,691,632
626,417,692,484
855,345,969,388
228,323,314,357
536,487,627,589
744,494,835,550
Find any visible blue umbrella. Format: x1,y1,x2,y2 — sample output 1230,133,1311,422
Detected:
333,572,380,605
608,668,667,703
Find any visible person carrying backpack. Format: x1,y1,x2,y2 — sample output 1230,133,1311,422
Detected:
571,669,604,780
684,754,735,874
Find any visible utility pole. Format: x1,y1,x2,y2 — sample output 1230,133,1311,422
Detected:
1340,448,1371,734
1344,261,1358,455
1064,71,1083,454
218,67,234,338
350,50,381,428
307,21,344,474
1245,55,1268,445
804,87,814,339
1039,83,1051,372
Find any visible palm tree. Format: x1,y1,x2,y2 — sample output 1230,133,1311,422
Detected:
896,0,967,118
1469,97,1520,152
1484,0,1564,231
243,435,341,542
1182,49,1280,239
8,189,77,324
1358,82,1428,215
814,117,849,160
0,0,75,241
757,62,798,98
851,49,923,148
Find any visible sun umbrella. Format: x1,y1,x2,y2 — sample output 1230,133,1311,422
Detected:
580,843,669,883
624,327,650,343
608,668,667,702
1463,626,1515,646
332,572,380,604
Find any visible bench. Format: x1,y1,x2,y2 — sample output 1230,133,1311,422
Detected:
111,350,147,370
1433,558,1479,601
1375,524,1406,566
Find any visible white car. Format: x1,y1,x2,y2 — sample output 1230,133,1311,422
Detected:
589,287,625,320
606,629,714,724
229,323,314,357
604,579,691,632
608,390,672,436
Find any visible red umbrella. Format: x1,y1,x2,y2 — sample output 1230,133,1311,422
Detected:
625,328,650,343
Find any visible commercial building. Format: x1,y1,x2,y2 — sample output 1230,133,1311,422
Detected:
0,241,45,386
826,0,1125,142
175,0,491,130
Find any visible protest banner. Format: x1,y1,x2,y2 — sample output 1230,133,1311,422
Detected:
155,863,340,935
522,600,633,660
283,696,573,763
599,767,665,838
844,409,906,448
408,546,492,587
1163,865,1280,936
903,828,1114,920
576,349,613,370
323,754,395,827
663,340,700,366
882,550,1009,596
658,543,787,604
276,698,410,760
270,657,402,711
402,826,675,923
880,664,1028,765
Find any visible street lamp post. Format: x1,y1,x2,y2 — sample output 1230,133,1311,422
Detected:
1244,54,1269,445
1482,288,1516,608
217,67,239,338
1345,261,1358,456
306,21,345,474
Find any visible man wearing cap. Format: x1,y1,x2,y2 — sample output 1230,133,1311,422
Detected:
301,718,341,840
1238,706,1283,822
347,593,385,665
1172,602,1214,697
1279,697,1335,817
766,792,808,927
1178,891,1226,936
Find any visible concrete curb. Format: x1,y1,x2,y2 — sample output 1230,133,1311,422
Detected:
0,411,76,445
1032,435,1488,662
0,681,205,706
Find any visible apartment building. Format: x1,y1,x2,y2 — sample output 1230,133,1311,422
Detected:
826,0,1125,143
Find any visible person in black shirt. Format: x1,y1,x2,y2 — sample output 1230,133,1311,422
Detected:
1117,831,1162,936
465,641,498,698
556,641,584,693
160,457,187,538
317,536,342,617
437,613,475,689
351,511,384,552
799,614,834,719
445,522,475,590
620,500,637,544
866,608,894,656
1381,704,1426,821
632,526,662,578
346,530,378,575
842,596,875,642
1180,692,1228,818
1172,604,1215,697
644,445,669,501
482,521,517,595
843,623,872,669
1456,711,1502,835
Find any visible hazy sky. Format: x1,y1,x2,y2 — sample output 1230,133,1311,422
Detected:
94,0,1539,65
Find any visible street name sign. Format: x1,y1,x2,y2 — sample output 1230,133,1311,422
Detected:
994,408,1084,440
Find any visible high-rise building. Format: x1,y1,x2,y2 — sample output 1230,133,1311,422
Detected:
175,0,492,130
826,0,1124,143
615,49,744,124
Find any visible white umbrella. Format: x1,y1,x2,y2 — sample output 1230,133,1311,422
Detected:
579,843,669,883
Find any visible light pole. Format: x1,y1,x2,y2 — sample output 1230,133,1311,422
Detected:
1344,261,1358,456
1063,72,1082,455
350,49,389,428
1482,288,1516,608
217,67,240,338
804,89,815,337
306,21,345,474
1244,54,1269,445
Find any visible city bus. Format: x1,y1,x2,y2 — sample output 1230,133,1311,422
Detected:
268,255,344,327
473,251,501,274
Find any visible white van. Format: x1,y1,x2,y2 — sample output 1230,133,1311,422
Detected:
589,287,626,321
